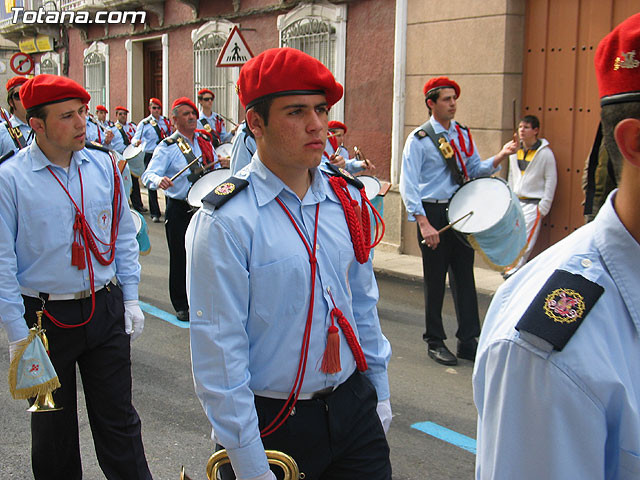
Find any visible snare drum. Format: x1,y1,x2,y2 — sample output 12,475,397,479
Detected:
187,168,231,208
447,177,525,269
130,208,151,255
215,143,233,160
359,175,381,200
123,144,145,177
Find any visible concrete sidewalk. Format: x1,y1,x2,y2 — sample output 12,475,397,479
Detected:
372,248,504,297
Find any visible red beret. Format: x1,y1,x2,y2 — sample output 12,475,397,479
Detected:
149,97,162,107
328,120,347,133
115,105,129,113
595,13,640,106
6,76,28,92
198,88,215,99
96,105,108,113
20,74,90,111
423,76,461,99
171,97,198,114
237,48,343,110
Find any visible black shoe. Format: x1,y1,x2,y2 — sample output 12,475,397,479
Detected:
151,216,162,223
176,310,189,322
134,206,148,213
457,338,478,361
428,344,458,366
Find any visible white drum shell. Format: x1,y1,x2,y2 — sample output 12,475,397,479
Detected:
359,175,381,200
187,169,231,208
447,177,511,234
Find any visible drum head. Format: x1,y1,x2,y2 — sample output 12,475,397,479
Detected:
448,177,511,234
123,144,143,161
215,143,232,159
187,169,231,208
130,208,142,234
359,176,381,200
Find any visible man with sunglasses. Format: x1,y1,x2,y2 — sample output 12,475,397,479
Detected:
0,76,33,159
197,88,236,146
132,98,172,222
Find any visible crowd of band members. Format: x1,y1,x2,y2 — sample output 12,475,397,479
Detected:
1,13,636,477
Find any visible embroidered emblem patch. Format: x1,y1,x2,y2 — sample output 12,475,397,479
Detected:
544,288,585,323
614,50,639,70
97,209,111,231
515,269,604,351
215,182,235,195
417,130,427,138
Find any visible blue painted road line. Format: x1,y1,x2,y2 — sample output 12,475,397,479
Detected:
139,301,189,329
411,421,477,454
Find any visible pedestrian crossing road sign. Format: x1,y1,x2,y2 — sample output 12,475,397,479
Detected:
216,26,254,67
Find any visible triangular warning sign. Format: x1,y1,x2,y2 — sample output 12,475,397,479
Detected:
216,26,254,67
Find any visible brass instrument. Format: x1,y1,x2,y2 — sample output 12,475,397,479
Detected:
181,449,303,480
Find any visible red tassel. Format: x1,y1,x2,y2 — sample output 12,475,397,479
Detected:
321,325,341,374
71,242,85,270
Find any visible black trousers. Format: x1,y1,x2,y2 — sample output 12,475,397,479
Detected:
217,372,391,480
144,152,161,217
22,284,152,480
165,197,194,313
130,175,144,211
418,201,480,345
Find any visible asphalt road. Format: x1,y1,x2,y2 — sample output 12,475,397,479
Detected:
0,207,493,479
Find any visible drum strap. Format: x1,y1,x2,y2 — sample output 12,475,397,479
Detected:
7,123,26,150
199,117,221,147
150,118,168,140
419,122,465,185
116,123,131,146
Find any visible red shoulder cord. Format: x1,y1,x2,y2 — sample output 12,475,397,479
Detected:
195,130,215,166
449,125,474,181
327,175,385,263
44,155,121,328
260,200,319,438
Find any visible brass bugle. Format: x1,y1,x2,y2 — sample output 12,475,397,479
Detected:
27,391,62,413
181,449,303,480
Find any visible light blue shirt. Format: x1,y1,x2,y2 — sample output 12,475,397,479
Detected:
132,114,172,153
198,111,233,143
399,117,499,221
230,121,256,174
85,116,107,144
473,192,640,479
186,157,391,479
0,140,140,342
142,131,215,201
108,121,136,154
0,115,32,157
322,140,365,174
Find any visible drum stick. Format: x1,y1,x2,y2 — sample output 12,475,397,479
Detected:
170,155,202,182
216,112,239,127
420,211,474,244
354,146,371,168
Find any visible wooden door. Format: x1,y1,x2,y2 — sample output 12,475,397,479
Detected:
144,40,163,107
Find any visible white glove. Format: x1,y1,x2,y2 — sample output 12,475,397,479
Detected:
376,398,392,434
9,337,27,363
124,300,144,341
240,470,277,480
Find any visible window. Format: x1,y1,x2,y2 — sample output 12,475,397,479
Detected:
192,20,239,124
83,41,109,113
278,2,347,120
40,52,60,75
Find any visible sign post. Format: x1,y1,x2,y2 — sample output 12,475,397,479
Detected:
216,26,254,67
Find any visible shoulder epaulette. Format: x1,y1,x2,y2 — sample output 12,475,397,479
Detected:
324,162,364,190
414,120,431,139
162,132,179,146
515,269,604,351
141,118,150,125
201,176,249,209
87,116,98,125
456,122,469,131
0,150,15,165
85,141,111,153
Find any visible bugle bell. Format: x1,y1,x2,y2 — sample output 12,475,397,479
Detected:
180,449,303,480
27,391,62,413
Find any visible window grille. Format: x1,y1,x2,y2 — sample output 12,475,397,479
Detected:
281,18,336,72
84,51,106,113
193,33,232,120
